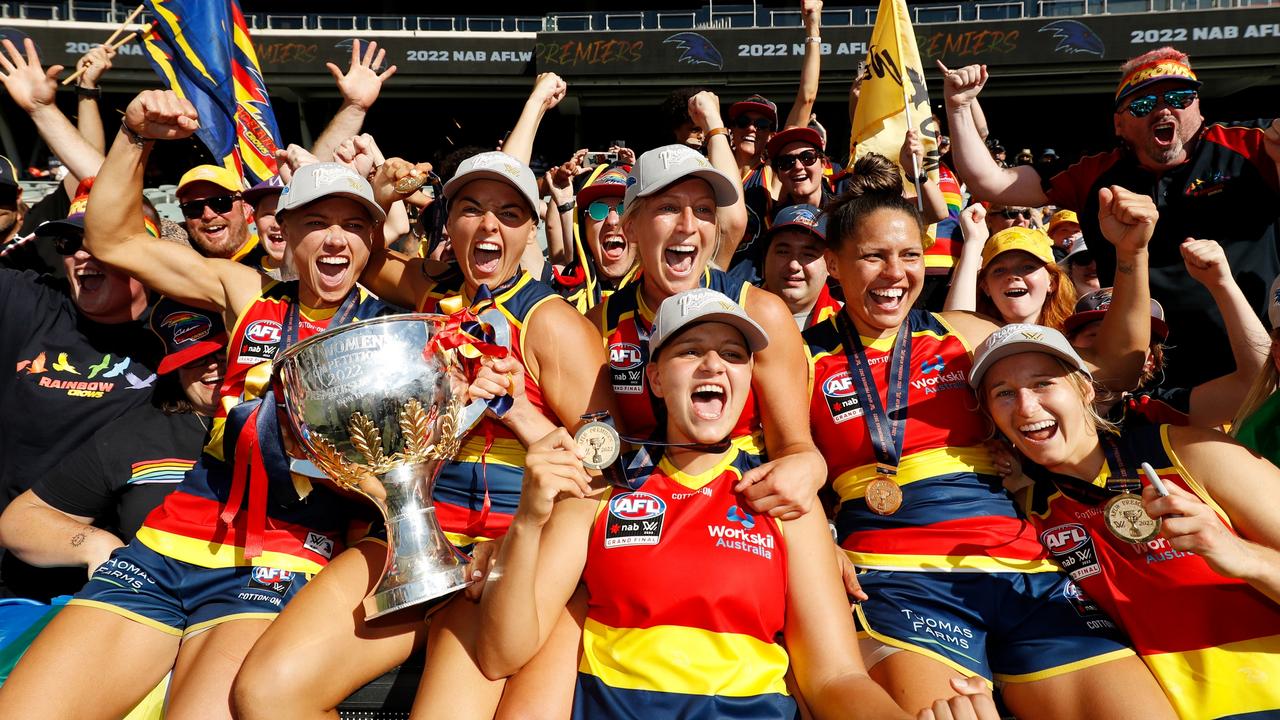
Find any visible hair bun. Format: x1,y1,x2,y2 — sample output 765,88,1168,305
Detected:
840,153,904,200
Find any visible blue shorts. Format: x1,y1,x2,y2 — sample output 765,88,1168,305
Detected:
853,570,1134,683
68,542,310,637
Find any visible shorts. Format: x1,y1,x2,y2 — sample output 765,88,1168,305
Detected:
69,542,310,637
853,569,1134,683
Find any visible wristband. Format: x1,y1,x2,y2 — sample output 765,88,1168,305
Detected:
916,172,930,185
805,36,823,44
705,127,731,141
120,121,148,147
75,85,101,99
557,199,576,214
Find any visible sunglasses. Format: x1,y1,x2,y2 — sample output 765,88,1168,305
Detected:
997,208,1032,220
733,115,775,132
53,234,83,256
1124,89,1197,118
587,200,624,221
772,149,822,171
179,194,241,220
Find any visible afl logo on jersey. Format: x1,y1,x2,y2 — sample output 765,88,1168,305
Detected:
610,343,644,370
237,319,283,365
609,492,666,520
822,370,862,423
1041,523,1090,554
604,491,667,548
246,320,282,345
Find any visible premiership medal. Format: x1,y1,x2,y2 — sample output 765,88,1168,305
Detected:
575,420,621,471
394,171,428,195
865,476,903,516
1103,492,1161,543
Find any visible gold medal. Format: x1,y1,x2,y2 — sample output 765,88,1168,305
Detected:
865,476,903,516
575,421,621,471
394,171,428,195
1103,492,1161,544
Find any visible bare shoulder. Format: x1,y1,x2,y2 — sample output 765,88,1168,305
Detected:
527,295,602,360
744,285,794,330
939,310,1002,348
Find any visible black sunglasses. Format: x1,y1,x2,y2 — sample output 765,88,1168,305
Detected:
733,115,775,132
997,208,1032,220
178,194,241,220
1124,89,1197,118
53,234,83,256
772,149,822,171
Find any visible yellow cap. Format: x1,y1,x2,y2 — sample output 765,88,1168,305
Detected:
177,165,245,196
980,227,1055,269
1047,209,1079,236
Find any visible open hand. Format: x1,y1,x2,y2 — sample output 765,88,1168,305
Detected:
0,38,59,113
325,39,397,111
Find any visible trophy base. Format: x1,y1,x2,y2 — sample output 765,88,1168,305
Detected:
364,564,473,620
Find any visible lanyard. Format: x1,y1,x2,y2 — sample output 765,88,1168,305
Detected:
1025,435,1143,506
836,311,913,476
281,288,362,349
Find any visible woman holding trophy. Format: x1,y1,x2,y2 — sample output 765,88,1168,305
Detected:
0,93,400,719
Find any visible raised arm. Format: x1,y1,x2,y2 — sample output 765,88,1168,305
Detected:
938,61,1046,206
311,40,397,161
782,0,823,130
358,156,442,309
900,128,947,224
0,38,104,181
690,91,747,268
1180,239,1271,426
544,156,581,266
72,44,115,155
84,90,260,321
943,203,988,312
505,73,567,166
477,429,597,679
1081,186,1153,390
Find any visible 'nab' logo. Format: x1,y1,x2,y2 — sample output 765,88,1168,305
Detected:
610,343,644,370
245,320,282,345
1041,523,1090,554
609,492,666,520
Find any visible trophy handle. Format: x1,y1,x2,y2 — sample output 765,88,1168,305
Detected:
455,307,512,438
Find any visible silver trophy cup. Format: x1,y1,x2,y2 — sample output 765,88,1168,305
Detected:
274,312,508,619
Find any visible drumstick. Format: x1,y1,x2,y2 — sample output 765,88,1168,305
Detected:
103,4,145,47
1140,462,1170,498
62,21,152,86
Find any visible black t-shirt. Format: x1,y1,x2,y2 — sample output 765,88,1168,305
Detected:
1041,120,1280,388
34,403,205,542
0,270,161,510
7,404,203,601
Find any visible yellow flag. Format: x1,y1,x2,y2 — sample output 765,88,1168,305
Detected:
850,0,939,182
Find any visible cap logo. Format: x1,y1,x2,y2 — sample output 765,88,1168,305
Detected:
676,289,734,316
657,146,706,170
311,165,358,187
1019,330,1045,341
161,311,212,345
471,153,516,171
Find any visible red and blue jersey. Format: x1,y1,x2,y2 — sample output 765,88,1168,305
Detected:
804,309,1053,573
419,271,561,546
137,282,393,574
576,446,794,719
598,268,757,440
802,283,843,330
1024,424,1280,719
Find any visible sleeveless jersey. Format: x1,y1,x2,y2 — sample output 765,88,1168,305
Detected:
804,309,1053,573
576,447,794,719
599,268,758,440
730,162,774,281
1024,425,1280,720
419,271,561,546
137,282,396,573
802,283,843,330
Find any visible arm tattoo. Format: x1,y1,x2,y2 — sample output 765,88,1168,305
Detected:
1116,261,1135,274
70,526,99,548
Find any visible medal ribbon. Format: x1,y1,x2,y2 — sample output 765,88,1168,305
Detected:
426,283,513,418
222,287,362,559
1023,435,1146,506
836,311,913,477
